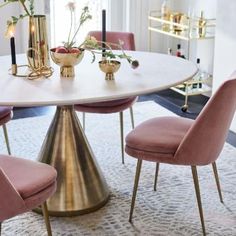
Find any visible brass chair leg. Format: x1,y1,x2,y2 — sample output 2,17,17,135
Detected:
42,202,52,236
154,163,160,191
212,162,224,203
82,112,86,131
3,124,11,155
119,112,124,164
191,166,206,236
129,107,135,129
129,159,142,223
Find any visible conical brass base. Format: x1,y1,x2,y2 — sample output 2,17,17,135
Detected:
38,106,109,216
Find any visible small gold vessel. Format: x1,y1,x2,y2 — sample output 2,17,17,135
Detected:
99,60,121,80
50,48,84,77
170,12,188,32
198,11,206,38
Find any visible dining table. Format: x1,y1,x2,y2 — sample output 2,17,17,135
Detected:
0,51,197,216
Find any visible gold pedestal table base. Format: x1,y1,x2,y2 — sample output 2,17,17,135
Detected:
38,105,109,216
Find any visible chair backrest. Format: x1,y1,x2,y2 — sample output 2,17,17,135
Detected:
88,31,135,51
174,77,236,166
0,167,25,221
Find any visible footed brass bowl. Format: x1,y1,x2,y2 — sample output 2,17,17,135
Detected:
99,60,121,80
50,48,85,77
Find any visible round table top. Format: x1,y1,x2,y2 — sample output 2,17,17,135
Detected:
0,51,197,107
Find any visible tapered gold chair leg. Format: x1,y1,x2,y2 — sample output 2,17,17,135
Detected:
42,202,52,236
129,107,135,129
154,163,160,191
82,112,86,131
3,124,11,155
129,159,142,223
191,166,206,236
212,162,224,203
119,112,125,164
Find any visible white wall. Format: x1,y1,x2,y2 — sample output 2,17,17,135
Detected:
0,4,22,56
0,2,47,56
213,0,236,132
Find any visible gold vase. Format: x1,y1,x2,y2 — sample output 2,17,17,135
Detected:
28,15,50,70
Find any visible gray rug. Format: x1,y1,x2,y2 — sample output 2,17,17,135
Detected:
0,102,236,236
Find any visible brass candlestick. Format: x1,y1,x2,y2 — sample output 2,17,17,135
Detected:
11,64,17,75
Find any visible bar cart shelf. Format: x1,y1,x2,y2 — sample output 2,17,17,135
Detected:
148,10,216,112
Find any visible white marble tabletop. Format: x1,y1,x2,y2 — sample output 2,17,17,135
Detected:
0,51,197,107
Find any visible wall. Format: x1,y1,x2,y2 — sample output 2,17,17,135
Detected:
213,0,236,132
0,2,47,56
0,4,22,56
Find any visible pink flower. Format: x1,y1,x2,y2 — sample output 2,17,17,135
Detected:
66,1,76,11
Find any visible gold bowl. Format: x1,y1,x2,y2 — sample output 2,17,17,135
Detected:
99,60,121,80
50,48,85,77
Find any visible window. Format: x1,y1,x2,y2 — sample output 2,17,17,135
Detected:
50,0,109,47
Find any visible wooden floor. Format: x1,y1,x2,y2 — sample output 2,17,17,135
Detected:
12,89,236,147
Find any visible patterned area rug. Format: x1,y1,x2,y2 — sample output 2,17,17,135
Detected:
0,102,236,236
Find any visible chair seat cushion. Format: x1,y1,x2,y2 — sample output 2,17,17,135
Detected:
0,106,12,118
0,106,12,125
125,117,194,162
0,155,57,199
75,96,138,114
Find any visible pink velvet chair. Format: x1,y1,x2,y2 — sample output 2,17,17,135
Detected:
75,31,137,164
0,154,57,236
125,77,236,235
0,106,13,155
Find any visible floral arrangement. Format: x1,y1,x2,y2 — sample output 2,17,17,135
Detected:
54,1,139,69
83,36,139,69
0,0,139,69
0,0,34,36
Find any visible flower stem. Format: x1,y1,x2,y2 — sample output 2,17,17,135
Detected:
19,0,31,16
67,10,73,48
70,23,82,47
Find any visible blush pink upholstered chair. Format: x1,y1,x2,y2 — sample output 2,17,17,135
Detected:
75,31,137,164
125,77,236,235
0,154,57,236
0,106,13,155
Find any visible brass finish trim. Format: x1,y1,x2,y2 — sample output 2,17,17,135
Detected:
191,166,206,236
2,124,11,155
129,159,142,222
119,112,124,164
42,202,52,236
82,112,86,131
212,162,224,203
129,107,135,129
154,163,160,191
11,64,17,75
38,105,109,216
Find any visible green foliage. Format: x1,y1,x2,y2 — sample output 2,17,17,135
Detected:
82,37,139,69
0,0,34,36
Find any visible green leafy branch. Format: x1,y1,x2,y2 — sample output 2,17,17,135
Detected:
81,38,139,69
0,0,34,36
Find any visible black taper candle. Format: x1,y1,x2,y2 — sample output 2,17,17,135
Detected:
10,36,16,65
102,9,106,57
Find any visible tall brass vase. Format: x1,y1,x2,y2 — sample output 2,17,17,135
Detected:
28,15,50,70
